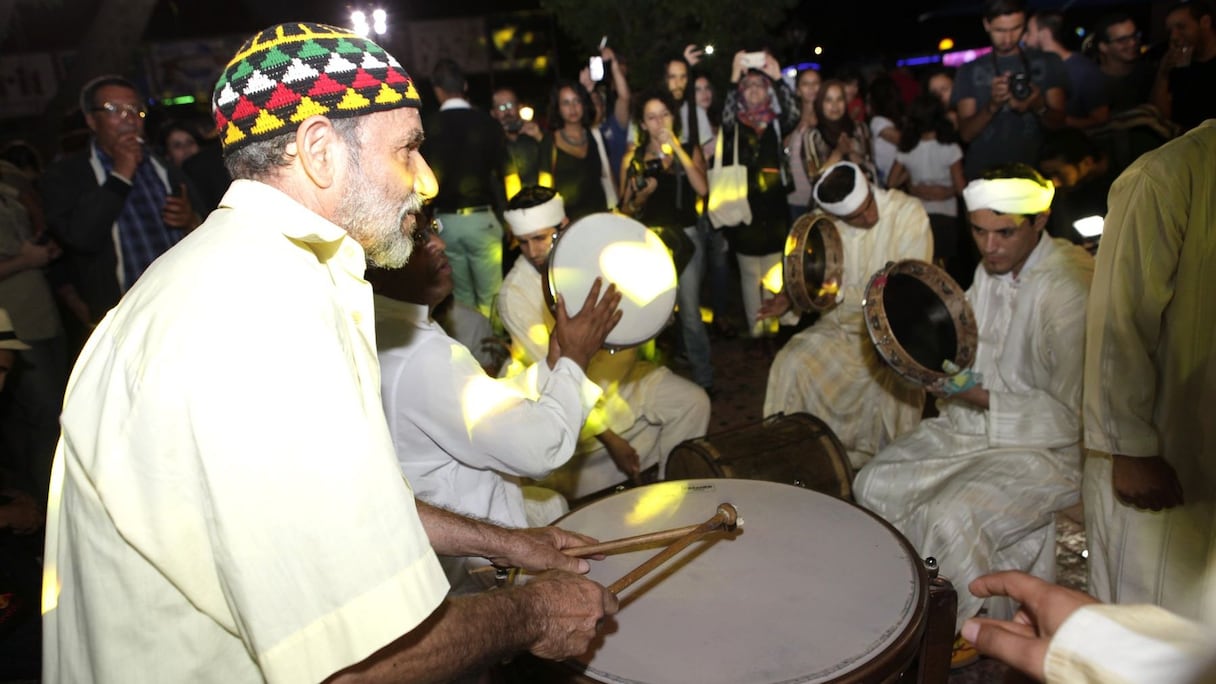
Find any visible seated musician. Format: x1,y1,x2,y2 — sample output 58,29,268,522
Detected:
853,164,1093,667
371,207,621,589
762,161,932,469
496,186,711,500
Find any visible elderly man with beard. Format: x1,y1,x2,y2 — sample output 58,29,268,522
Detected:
41,23,617,684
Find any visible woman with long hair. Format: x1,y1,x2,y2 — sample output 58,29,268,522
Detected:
540,79,616,222
803,79,876,184
786,67,822,218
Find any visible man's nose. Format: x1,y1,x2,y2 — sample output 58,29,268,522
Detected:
413,152,438,201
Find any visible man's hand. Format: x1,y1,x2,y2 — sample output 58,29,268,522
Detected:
1112,454,1184,510
520,571,619,660
550,277,622,370
988,73,1012,113
599,430,641,483
757,290,792,319
111,132,144,179
961,571,1099,682
162,183,197,231
486,526,600,574
1007,82,1043,114
682,44,704,67
19,239,55,269
520,120,543,141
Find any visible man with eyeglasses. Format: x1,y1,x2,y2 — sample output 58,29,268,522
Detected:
40,74,202,324
1093,13,1157,114
491,88,543,200
370,202,621,592
1152,0,1216,131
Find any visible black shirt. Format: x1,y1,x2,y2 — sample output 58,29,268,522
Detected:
1167,56,1216,131
421,105,507,212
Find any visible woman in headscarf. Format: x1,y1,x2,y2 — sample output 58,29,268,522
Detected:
804,79,876,184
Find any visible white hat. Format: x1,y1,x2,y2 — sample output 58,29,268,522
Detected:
962,177,1054,215
0,309,30,351
503,194,565,238
813,162,869,217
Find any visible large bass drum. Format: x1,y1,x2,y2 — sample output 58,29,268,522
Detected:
543,213,678,350
664,412,854,501
863,259,978,386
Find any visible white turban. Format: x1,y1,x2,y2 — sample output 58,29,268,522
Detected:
962,177,1054,215
813,161,869,216
503,194,565,237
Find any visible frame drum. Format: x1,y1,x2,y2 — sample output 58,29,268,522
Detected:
543,213,678,349
784,213,845,313
863,259,978,386
549,479,929,683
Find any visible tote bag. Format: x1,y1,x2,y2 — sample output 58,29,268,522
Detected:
707,125,751,228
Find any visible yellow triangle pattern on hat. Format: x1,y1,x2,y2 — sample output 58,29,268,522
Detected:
290,96,329,122
223,121,246,146
403,81,420,102
336,87,371,110
250,108,287,135
374,83,403,105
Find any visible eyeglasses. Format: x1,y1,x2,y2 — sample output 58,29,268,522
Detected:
1108,31,1141,45
412,208,443,246
495,102,517,111
91,102,147,120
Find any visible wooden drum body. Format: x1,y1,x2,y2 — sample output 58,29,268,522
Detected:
665,413,854,501
862,259,978,386
545,479,932,684
784,213,845,313
543,213,678,350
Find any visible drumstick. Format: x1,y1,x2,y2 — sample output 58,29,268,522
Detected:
562,522,708,557
607,503,739,595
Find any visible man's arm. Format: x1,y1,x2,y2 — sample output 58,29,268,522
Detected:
957,96,997,143
40,157,129,252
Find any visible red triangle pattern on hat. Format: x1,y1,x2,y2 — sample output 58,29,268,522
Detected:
265,82,303,110
350,68,382,91
383,67,409,85
214,108,229,130
308,72,347,97
231,95,260,121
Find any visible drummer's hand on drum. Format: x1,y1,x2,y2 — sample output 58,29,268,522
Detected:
488,526,602,574
519,570,619,660
549,278,624,370
961,570,1099,682
598,430,642,484
756,290,792,319
1111,454,1184,511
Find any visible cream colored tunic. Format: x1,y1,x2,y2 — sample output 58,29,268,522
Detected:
1082,120,1216,619
42,181,448,683
763,186,932,468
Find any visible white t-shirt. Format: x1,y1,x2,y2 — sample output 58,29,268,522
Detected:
870,116,897,187
893,139,963,217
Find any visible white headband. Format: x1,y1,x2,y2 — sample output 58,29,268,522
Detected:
963,177,1054,215
504,194,565,238
813,162,868,217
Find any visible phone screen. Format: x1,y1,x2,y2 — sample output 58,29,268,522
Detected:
589,56,604,82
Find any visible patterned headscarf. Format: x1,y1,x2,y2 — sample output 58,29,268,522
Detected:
212,22,422,154
735,71,778,131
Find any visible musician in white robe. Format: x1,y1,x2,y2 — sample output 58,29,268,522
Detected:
854,165,1094,635
762,161,932,469
1082,119,1216,619
496,187,711,500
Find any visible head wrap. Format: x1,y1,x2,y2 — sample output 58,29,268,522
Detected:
212,22,422,154
504,194,565,237
962,177,1054,215
813,161,869,216
736,72,778,131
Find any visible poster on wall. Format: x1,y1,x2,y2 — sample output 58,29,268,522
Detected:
0,53,58,119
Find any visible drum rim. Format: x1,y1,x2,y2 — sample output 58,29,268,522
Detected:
862,258,979,386
784,213,845,313
541,214,677,350
552,478,931,684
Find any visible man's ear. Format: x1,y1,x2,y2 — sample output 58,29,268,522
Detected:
293,115,345,189
1032,212,1050,232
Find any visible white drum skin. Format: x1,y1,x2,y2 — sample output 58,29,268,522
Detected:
552,479,929,684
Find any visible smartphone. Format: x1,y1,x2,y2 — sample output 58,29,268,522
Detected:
742,51,766,70
589,56,604,82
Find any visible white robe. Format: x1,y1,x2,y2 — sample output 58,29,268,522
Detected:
1082,120,1216,619
855,236,1094,632
763,186,933,468
497,260,711,499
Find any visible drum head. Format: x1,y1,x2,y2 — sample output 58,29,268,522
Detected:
543,213,678,349
863,259,977,386
784,213,844,312
553,479,927,684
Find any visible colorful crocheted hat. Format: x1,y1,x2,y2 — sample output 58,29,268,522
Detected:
212,22,421,154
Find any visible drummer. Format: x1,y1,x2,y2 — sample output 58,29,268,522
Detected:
761,160,933,469
370,205,624,591
853,163,1093,667
497,186,711,500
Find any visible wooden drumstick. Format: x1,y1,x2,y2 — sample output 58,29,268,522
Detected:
562,522,707,557
607,503,739,596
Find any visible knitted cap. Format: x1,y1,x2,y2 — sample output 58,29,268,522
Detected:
212,22,422,154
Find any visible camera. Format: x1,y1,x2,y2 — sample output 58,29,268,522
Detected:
1009,72,1032,101
630,157,663,191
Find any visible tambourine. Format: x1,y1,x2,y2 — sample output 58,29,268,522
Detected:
783,212,844,312
542,212,678,349
863,259,977,386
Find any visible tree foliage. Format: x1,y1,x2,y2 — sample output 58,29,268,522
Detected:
540,0,798,91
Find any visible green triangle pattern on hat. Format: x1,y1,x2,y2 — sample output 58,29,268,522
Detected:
212,22,421,155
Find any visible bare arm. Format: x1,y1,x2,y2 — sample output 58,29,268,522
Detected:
605,47,631,129
1065,104,1110,130
886,160,909,189
957,96,996,143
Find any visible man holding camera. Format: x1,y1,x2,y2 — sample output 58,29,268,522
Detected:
955,0,1067,180
492,87,543,199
